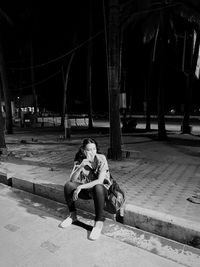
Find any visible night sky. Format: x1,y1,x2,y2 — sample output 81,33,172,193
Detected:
2,1,107,114
1,1,200,115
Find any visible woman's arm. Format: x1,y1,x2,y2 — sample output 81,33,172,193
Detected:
73,169,107,200
79,155,108,189
72,172,105,201
70,159,92,182
78,174,104,189
69,163,83,182
73,154,109,200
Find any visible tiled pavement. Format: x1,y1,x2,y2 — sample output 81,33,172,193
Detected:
1,128,200,249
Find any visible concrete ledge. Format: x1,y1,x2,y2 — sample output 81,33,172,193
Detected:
124,204,200,248
6,176,115,220
0,172,8,185
1,175,200,248
10,177,66,205
34,183,66,204
12,177,34,194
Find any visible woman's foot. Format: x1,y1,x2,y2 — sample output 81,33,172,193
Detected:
89,221,103,240
60,212,77,228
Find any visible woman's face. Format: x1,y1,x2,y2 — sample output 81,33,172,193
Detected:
84,143,97,161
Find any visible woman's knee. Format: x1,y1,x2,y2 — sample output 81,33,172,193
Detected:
64,181,77,196
93,184,105,195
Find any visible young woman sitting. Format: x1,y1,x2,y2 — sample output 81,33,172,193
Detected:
60,138,112,240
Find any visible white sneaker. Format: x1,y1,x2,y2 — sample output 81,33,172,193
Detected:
60,212,77,228
89,221,103,240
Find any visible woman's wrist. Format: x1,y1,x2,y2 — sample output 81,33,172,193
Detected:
78,184,83,190
77,164,84,170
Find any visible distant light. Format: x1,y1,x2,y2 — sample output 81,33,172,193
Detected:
170,109,176,114
17,96,20,99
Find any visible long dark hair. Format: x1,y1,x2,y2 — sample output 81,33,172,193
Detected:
74,138,99,163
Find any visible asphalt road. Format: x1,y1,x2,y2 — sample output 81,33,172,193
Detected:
0,183,198,267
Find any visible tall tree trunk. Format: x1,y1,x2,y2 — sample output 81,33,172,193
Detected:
145,27,159,131
107,0,122,160
157,71,167,140
18,48,23,127
30,40,38,123
0,37,13,134
157,19,167,140
119,32,127,115
181,74,191,133
0,82,6,151
144,61,151,132
144,82,150,131
87,0,93,129
87,63,93,129
157,47,167,140
145,58,151,131
181,31,200,134
61,53,75,128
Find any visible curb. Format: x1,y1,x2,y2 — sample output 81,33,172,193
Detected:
124,204,200,249
1,172,115,221
0,172,200,249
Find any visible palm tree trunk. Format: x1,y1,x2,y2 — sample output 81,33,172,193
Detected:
30,40,38,124
145,58,152,131
145,27,159,131
157,51,167,140
0,83,6,151
87,0,93,129
87,63,93,129
181,31,200,134
144,81,151,131
181,74,191,133
0,37,13,134
157,19,167,140
107,0,122,160
157,75,167,140
61,53,75,129
18,48,23,127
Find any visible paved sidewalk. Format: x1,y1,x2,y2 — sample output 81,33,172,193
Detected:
0,127,200,249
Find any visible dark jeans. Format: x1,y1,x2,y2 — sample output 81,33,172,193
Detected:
64,181,108,222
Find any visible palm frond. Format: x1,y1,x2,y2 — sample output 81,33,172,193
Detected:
174,4,200,30
121,0,178,32
0,8,13,26
141,14,160,43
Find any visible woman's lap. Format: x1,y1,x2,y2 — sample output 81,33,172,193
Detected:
64,181,108,200
64,181,92,200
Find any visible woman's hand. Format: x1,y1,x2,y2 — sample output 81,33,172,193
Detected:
85,150,95,162
73,186,82,201
80,159,92,168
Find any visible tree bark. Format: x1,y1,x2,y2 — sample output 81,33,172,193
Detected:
157,17,167,140
157,42,167,140
181,31,200,134
0,82,6,151
144,84,151,131
145,55,152,131
61,53,75,128
107,0,122,160
87,0,93,129
0,36,13,134
30,40,38,124
145,27,159,131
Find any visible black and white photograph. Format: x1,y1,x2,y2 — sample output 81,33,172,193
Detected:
0,1,200,266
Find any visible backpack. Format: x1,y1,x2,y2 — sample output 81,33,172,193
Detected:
105,176,125,214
